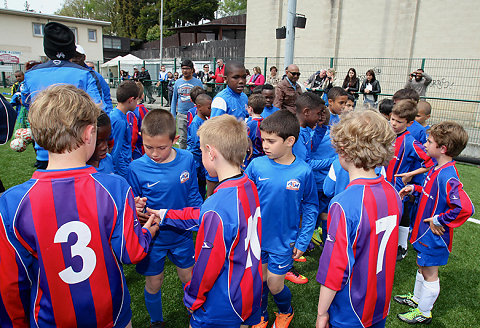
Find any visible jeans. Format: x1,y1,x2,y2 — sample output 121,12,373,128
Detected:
363,97,377,108
144,84,155,103
176,112,188,149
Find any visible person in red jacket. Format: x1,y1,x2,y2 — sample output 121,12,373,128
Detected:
210,58,226,93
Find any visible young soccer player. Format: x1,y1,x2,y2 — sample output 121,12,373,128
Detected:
378,98,394,120
247,110,319,328
187,86,207,127
327,87,349,125
316,110,402,328
127,82,149,160
0,85,159,327
344,94,355,112
393,88,426,144
261,84,280,118
395,122,474,324
146,115,262,328
187,93,212,199
245,93,266,166
127,109,203,327
210,61,249,120
171,59,203,149
386,99,434,260
109,80,139,178
87,111,114,174
416,100,432,131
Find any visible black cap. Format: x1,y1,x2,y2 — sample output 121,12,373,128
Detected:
180,59,194,68
43,22,76,60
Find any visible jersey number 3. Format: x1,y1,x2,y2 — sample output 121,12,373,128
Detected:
54,221,97,284
375,215,397,274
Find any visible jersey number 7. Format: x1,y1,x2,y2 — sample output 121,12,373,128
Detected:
375,215,397,274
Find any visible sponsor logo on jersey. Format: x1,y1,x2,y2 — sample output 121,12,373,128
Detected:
326,234,335,243
286,179,300,191
180,170,190,183
147,180,161,188
278,264,289,269
202,241,213,249
258,177,269,181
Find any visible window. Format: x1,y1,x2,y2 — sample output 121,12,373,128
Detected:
104,37,122,49
88,29,97,42
69,27,78,42
33,23,45,36
112,38,121,49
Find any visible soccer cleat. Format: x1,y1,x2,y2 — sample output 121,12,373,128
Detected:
252,317,268,328
396,246,408,262
397,308,432,324
294,256,306,262
311,227,323,246
393,292,418,308
150,321,165,328
285,267,308,284
272,309,294,328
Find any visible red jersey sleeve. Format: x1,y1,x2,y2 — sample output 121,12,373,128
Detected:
437,178,474,228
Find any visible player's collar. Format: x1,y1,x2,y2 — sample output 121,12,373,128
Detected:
347,175,384,188
32,165,97,179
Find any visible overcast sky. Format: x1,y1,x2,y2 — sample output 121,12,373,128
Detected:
4,0,64,14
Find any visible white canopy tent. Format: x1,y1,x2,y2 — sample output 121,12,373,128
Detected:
100,54,144,79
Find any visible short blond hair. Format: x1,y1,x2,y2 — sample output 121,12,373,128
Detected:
197,115,248,167
428,121,468,158
331,110,395,170
29,84,101,153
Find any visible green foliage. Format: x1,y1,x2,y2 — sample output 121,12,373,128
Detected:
164,0,218,27
218,0,247,17
56,0,119,35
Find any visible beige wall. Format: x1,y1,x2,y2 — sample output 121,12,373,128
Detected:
0,13,105,63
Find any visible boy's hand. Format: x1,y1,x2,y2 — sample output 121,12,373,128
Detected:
134,196,149,224
399,185,414,198
146,207,168,224
316,313,329,328
395,172,413,185
292,247,304,259
424,217,445,236
143,214,160,236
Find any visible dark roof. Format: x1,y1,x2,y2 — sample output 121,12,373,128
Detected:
168,14,246,33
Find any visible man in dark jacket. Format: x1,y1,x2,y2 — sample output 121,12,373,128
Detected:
0,94,17,193
139,66,156,104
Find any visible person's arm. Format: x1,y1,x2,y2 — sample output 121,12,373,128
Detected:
316,285,337,328
86,71,104,109
294,171,319,254
210,96,228,117
0,94,17,145
433,177,474,228
0,209,32,328
422,73,432,86
184,210,227,312
273,83,285,109
349,78,360,93
187,157,204,207
255,74,265,86
110,188,158,264
411,140,435,169
171,82,178,118
359,80,366,93
372,80,381,94
323,164,337,198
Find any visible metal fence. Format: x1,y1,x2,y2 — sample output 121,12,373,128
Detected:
2,57,479,158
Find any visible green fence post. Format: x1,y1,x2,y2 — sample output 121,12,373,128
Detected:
330,57,334,68
118,61,121,87
96,61,100,72
1,72,6,88
213,57,217,72
421,58,426,71
264,57,267,80
174,58,177,73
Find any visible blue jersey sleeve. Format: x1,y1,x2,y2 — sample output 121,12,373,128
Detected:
187,158,204,207
295,170,319,251
171,82,178,118
110,116,129,178
126,163,142,197
323,163,337,198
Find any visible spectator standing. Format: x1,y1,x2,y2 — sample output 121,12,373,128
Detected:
342,68,360,100
266,66,280,86
405,68,432,97
156,65,169,104
168,71,178,106
132,66,140,81
305,69,327,90
171,59,203,149
210,58,226,92
198,63,213,83
360,69,381,107
139,66,156,104
321,68,338,95
247,66,265,91
273,64,302,114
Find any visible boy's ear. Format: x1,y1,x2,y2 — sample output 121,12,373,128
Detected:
173,135,180,144
205,144,216,161
406,120,414,127
439,144,448,155
83,125,96,145
285,135,296,147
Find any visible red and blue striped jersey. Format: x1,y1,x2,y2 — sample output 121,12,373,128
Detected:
127,104,148,160
161,174,262,325
317,176,402,328
187,105,198,127
245,117,264,166
386,130,434,192
410,161,474,253
0,166,153,328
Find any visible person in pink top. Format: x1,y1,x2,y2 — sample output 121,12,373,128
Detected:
247,66,266,92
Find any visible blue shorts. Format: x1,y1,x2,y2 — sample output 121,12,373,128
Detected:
318,191,331,214
330,317,386,328
190,305,261,328
261,250,293,275
416,250,448,267
136,240,195,276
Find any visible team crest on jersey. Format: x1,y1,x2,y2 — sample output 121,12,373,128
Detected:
53,60,61,65
286,179,300,190
180,170,190,183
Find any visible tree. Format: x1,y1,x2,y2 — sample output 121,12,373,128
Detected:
218,0,246,17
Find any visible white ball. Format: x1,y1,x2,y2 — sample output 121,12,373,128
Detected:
10,138,27,152
21,128,33,143
14,128,24,139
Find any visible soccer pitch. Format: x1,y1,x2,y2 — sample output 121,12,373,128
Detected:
0,141,479,327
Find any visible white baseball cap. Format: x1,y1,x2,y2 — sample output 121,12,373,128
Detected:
75,44,86,55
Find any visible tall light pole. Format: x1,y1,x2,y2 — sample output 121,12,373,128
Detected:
284,0,297,68
159,0,164,63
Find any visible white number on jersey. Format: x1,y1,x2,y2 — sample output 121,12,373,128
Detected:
54,221,97,284
245,207,261,269
375,215,397,274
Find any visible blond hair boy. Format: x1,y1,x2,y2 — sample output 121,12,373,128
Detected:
0,84,158,327
316,110,402,328
147,115,263,328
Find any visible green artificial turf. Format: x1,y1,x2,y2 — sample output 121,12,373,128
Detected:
0,142,479,327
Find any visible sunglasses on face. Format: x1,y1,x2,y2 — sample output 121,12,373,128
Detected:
288,71,301,77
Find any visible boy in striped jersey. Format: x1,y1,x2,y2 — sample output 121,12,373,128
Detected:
395,122,474,324
0,85,159,328
316,110,402,328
